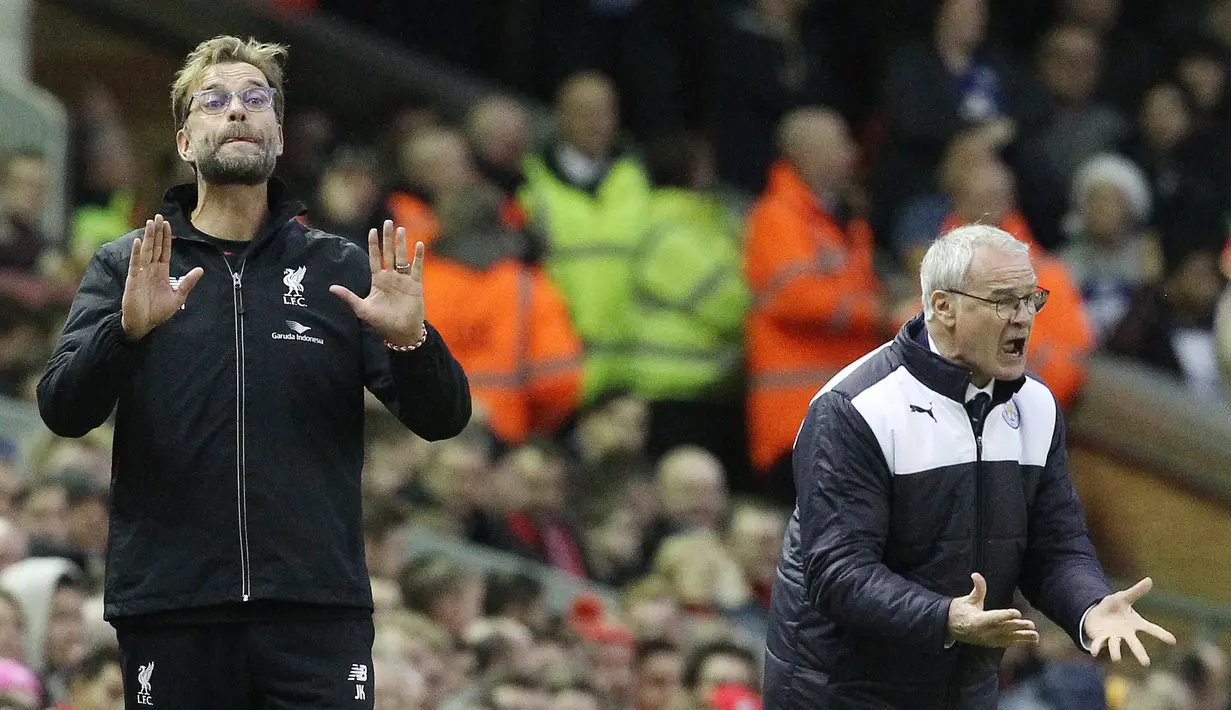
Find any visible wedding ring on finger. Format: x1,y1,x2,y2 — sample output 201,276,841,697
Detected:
394,263,411,274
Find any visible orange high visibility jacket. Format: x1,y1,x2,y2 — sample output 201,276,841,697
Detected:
422,256,582,444
941,211,1094,409
745,161,887,472
388,191,527,249
386,192,440,249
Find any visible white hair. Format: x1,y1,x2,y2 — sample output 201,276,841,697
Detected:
920,224,1030,319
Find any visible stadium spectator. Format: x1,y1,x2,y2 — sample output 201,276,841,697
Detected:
0,589,25,663
363,498,409,577
1123,82,1226,269
633,132,749,480
1055,0,1164,112
309,145,383,247
466,96,533,229
386,126,479,251
423,182,582,446
0,151,51,272
744,107,887,500
484,441,589,577
871,0,1022,238
724,501,786,612
1060,153,1162,342
520,71,652,403
0,658,40,710
682,640,759,701
0,558,86,706
1107,249,1228,400
53,643,123,710
641,446,728,565
706,0,846,194
1015,24,1130,247
398,554,485,641
13,481,68,553
633,639,683,710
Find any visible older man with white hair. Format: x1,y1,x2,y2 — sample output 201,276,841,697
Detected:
762,224,1175,709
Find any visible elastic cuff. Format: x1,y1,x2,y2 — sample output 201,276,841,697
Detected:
1078,603,1096,651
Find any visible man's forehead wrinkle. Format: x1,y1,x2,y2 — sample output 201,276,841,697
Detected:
198,65,268,92
969,261,1036,292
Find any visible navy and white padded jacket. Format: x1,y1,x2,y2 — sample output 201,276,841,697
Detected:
763,315,1111,710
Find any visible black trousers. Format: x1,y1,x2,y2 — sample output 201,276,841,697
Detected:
116,617,375,710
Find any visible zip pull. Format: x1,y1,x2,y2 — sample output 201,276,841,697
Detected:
232,272,245,314
976,435,983,460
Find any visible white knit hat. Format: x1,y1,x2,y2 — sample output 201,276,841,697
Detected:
1065,153,1153,236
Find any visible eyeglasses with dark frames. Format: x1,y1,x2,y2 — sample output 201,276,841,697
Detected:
946,288,1050,321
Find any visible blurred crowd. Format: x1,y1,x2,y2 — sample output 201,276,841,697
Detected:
2,0,1231,708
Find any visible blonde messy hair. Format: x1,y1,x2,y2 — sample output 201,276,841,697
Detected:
171,35,288,128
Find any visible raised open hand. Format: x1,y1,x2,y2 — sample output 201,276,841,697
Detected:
1086,577,1176,666
329,220,426,346
121,215,203,341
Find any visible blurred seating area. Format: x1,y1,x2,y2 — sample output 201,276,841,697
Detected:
1,0,1230,708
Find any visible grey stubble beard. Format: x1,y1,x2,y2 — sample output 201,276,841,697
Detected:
192,133,277,186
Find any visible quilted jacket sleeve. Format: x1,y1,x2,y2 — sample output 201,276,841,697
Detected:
796,392,954,649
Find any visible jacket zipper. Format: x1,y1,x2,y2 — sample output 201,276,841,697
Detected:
974,431,984,573
945,400,989,709
224,259,252,602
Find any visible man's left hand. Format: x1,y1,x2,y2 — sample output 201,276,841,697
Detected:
330,220,426,346
1086,577,1177,666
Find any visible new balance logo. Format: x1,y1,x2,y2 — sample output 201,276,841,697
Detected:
909,403,936,422
137,662,154,705
348,664,367,701
169,277,186,310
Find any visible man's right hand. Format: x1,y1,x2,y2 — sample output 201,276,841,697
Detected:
121,215,203,341
947,573,1039,648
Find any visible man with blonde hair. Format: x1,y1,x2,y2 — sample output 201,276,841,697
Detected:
762,224,1174,708
37,36,471,708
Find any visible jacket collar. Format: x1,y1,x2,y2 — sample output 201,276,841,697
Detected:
540,139,638,195
160,178,307,248
892,314,1026,406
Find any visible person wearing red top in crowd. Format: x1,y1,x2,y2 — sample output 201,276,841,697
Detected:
489,441,589,577
568,595,637,710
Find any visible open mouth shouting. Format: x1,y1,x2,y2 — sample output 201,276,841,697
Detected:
1000,335,1027,361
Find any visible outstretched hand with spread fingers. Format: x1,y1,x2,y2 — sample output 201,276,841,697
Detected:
1086,577,1176,666
329,220,426,346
